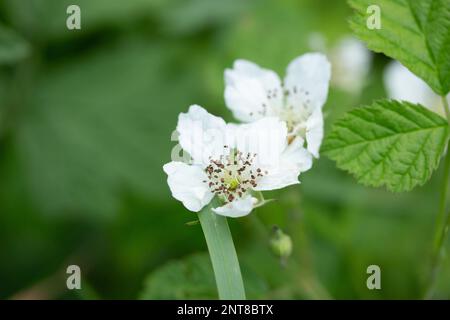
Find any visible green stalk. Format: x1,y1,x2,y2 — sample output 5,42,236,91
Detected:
198,201,246,300
442,95,450,126
425,96,450,299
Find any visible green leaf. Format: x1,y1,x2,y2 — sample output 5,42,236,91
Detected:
322,100,449,192
349,0,450,95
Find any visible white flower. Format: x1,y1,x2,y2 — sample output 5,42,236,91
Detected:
384,61,449,116
330,36,372,94
224,53,331,158
307,33,371,95
163,105,311,217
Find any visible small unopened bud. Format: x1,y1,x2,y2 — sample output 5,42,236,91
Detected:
270,226,292,264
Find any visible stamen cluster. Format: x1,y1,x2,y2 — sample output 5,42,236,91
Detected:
204,146,267,203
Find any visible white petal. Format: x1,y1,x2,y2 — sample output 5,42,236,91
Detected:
212,195,255,218
331,37,372,93
384,62,450,117
254,167,300,191
384,61,440,109
305,107,324,158
284,53,331,113
225,59,283,122
254,138,311,191
228,117,287,168
283,137,313,172
163,161,214,212
177,105,227,165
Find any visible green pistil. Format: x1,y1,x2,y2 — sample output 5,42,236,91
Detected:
227,176,240,190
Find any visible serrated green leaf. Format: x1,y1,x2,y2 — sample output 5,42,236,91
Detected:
322,100,448,192
349,0,450,95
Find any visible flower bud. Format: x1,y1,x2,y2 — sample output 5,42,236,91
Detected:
270,226,292,262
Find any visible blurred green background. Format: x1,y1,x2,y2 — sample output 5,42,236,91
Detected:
0,0,448,299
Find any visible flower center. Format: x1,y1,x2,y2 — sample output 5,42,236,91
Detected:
278,106,309,141
227,176,240,190
204,147,267,203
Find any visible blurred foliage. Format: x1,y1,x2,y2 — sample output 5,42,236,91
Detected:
0,0,448,299
140,253,268,299
0,24,30,64
141,253,219,299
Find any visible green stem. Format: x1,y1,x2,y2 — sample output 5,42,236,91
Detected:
198,201,246,300
442,96,450,126
425,96,450,299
